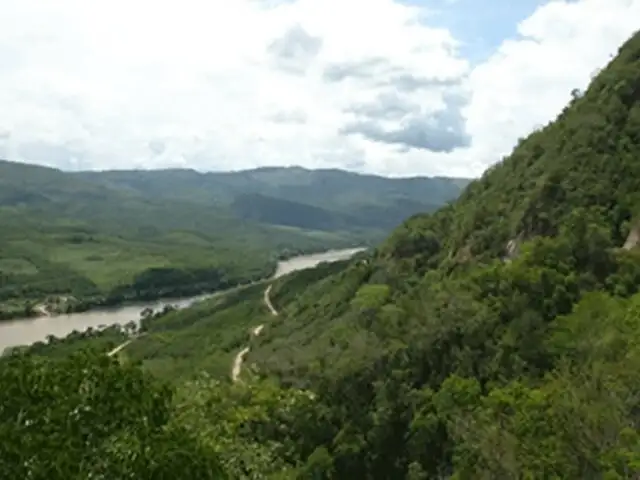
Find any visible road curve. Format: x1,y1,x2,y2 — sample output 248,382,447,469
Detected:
263,285,277,315
102,248,363,373
231,347,250,380
107,339,133,357
231,284,278,382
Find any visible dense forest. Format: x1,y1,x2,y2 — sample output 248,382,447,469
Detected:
0,161,464,320
2,29,640,480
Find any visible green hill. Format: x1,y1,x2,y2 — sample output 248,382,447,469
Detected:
5,29,640,480
242,30,640,477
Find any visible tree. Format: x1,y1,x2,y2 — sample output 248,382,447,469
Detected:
0,350,225,479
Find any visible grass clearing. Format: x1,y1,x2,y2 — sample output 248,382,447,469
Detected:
0,258,39,276
48,241,171,289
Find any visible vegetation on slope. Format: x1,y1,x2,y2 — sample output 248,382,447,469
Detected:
242,30,640,477
4,28,640,480
0,350,226,479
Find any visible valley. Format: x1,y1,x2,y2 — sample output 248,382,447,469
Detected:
0,247,364,355
2,24,640,480
0,160,464,321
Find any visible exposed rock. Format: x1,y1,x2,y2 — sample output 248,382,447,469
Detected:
623,223,640,250
502,237,521,263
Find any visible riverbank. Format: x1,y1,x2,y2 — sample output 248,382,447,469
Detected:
0,244,369,323
0,247,367,352
0,261,278,323
117,247,366,382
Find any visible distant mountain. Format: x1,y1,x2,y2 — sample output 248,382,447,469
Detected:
73,166,471,233
0,159,343,251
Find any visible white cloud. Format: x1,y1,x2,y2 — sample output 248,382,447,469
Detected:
464,0,640,175
0,0,637,178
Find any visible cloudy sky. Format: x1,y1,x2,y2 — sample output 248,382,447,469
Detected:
0,0,638,178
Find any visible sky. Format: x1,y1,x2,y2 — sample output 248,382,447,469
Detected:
0,0,638,178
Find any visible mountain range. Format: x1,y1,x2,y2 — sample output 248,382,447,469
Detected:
72,166,469,233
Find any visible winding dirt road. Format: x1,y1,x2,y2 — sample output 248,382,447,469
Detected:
231,284,277,382
107,339,133,357
107,332,148,357
98,248,364,373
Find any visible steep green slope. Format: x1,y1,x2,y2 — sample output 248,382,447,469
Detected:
73,166,470,233
381,36,640,270
234,30,640,476
249,26,640,383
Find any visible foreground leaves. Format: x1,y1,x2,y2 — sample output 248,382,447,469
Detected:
0,350,225,479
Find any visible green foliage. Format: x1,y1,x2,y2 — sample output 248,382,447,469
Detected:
447,292,640,478
0,351,225,479
351,284,390,310
173,375,318,478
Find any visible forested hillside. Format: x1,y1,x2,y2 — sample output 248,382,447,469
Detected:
3,28,640,480
244,29,640,477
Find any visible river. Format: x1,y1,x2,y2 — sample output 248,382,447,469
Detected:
0,247,365,352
